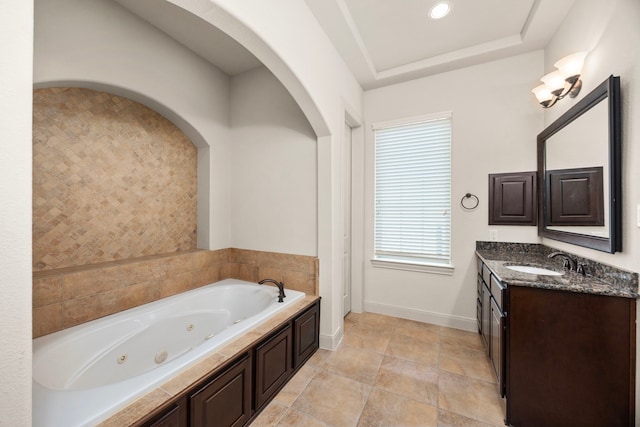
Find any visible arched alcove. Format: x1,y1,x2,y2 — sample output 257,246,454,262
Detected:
32,86,207,270
33,0,362,350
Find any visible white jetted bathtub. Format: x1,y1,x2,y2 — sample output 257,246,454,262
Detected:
33,278,305,427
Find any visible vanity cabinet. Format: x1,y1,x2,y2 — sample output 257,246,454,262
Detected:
476,260,506,397
507,286,635,427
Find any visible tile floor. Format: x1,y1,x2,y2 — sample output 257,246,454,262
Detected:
250,312,506,427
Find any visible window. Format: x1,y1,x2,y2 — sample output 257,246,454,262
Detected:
372,112,452,274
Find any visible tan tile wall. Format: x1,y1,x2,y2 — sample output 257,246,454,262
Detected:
33,249,318,338
32,87,197,271
228,248,319,296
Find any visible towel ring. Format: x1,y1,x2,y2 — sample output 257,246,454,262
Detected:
461,193,479,210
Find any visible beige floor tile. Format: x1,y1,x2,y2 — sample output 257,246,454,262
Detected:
323,345,384,385
347,322,394,345
374,355,439,405
292,370,371,427
250,315,509,427
305,348,332,369
343,329,391,354
344,314,358,334
386,333,439,367
344,312,365,323
273,364,318,407
438,346,496,384
438,409,503,427
356,312,399,333
440,327,484,352
394,318,441,343
250,401,288,427
277,408,332,427
438,372,504,426
357,387,438,427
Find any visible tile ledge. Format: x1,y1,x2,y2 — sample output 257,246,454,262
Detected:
33,249,210,279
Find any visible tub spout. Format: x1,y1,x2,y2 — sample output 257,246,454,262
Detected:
258,278,286,303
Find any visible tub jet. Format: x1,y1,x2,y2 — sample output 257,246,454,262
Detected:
154,351,168,364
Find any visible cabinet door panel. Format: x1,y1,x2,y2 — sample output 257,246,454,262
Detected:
476,297,482,335
142,400,186,427
507,287,634,427
191,355,252,427
490,297,505,397
255,325,292,410
294,302,320,368
481,283,491,351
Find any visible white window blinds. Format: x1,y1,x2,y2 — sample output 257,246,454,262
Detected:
374,113,452,267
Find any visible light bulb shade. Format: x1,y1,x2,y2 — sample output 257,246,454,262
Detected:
532,84,553,103
541,71,566,93
554,51,587,80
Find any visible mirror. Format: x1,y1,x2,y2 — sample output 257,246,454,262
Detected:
537,75,621,253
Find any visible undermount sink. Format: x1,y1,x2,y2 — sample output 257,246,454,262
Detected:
506,265,563,276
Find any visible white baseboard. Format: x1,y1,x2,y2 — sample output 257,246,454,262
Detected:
364,301,477,332
319,325,343,350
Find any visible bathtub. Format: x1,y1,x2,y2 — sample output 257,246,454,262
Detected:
33,278,305,427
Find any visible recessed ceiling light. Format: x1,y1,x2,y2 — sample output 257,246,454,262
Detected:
428,1,452,20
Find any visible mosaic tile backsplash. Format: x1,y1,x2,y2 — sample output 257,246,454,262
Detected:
32,87,197,271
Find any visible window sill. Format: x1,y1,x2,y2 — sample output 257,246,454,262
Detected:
371,258,454,275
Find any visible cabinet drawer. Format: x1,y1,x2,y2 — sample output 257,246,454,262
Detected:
490,275,505,309
482,264,492,284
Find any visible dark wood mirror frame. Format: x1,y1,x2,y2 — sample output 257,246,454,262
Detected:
537,75,622,253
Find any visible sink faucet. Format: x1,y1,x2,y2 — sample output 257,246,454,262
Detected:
258,278,286,303
548,252,577,272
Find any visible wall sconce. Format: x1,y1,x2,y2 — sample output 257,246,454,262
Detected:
531,51,588,108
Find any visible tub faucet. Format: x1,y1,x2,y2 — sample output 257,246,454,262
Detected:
548,252,577,272
258,278,286,303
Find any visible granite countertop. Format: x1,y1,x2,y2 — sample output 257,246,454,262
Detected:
476,242,638,299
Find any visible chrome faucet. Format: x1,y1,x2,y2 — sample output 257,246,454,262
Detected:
548,252,577,272
258,278,286,303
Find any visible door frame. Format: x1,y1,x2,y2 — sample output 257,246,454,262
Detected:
342,102,364,315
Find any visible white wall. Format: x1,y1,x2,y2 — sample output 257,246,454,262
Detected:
361,52,543,329
540,0,640,272
230,67,317,256
539,0,640,414
0,1,33,425
33,0,233,250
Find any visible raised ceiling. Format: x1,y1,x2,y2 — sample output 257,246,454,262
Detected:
115,0,575,89
305,0,576,88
